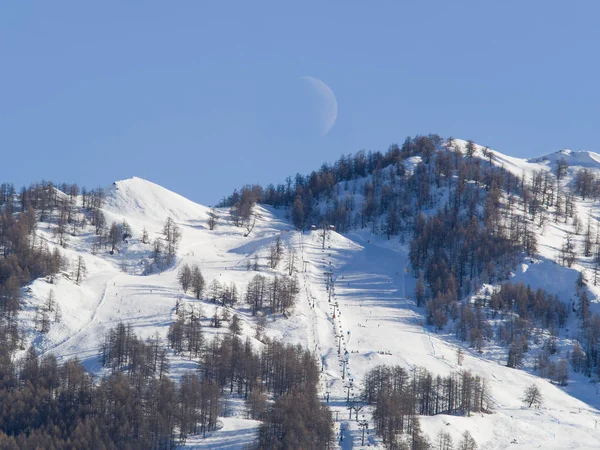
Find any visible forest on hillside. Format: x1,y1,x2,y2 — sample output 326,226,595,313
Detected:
223,135,600,382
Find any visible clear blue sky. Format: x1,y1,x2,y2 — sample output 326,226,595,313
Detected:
2,1,599,205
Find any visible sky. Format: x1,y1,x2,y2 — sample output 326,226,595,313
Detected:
1,1,600,205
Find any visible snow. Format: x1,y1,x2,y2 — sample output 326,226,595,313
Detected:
105,176,210,227
19,159,600,448
178,418,261,450
404,155,423,174
530,149,600,171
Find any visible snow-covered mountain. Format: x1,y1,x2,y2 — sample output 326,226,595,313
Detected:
11,140,600,449
530,148,600,170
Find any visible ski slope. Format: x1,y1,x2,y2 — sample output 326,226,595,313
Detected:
295,230,600,449
18,170,600,449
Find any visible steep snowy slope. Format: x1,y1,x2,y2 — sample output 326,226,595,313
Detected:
27,179,292,363
105,176,210,227
18,170,600,449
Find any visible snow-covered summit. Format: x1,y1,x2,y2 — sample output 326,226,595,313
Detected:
105,176,209,224
529,148,600,170
448,138,600,179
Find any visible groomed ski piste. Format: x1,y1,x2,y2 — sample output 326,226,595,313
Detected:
18,150,600,448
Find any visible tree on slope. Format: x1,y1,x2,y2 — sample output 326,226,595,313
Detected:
73,255,87,285
207,208,219,230
268,235,284,269
436,430,454,450
191,265,205,299
465,139,476,159
458,430,477,450
163,217,181,265
178,264,192,293
523,384,543,408
109,221,121,254
292,195,305,229
141,227,149,244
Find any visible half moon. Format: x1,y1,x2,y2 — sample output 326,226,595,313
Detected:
301,76,338,136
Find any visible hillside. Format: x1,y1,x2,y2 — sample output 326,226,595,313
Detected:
3,138,600,448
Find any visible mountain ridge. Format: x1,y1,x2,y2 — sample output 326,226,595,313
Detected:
3,136,600,448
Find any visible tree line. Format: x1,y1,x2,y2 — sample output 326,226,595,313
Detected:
362,364,489,449
0,314,333,449
166,305,333,449
0,345,183,449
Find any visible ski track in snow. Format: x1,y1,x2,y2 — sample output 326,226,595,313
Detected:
40,275,113,360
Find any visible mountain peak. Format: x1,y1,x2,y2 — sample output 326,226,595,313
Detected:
529,149,600,170
106,177,208,223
